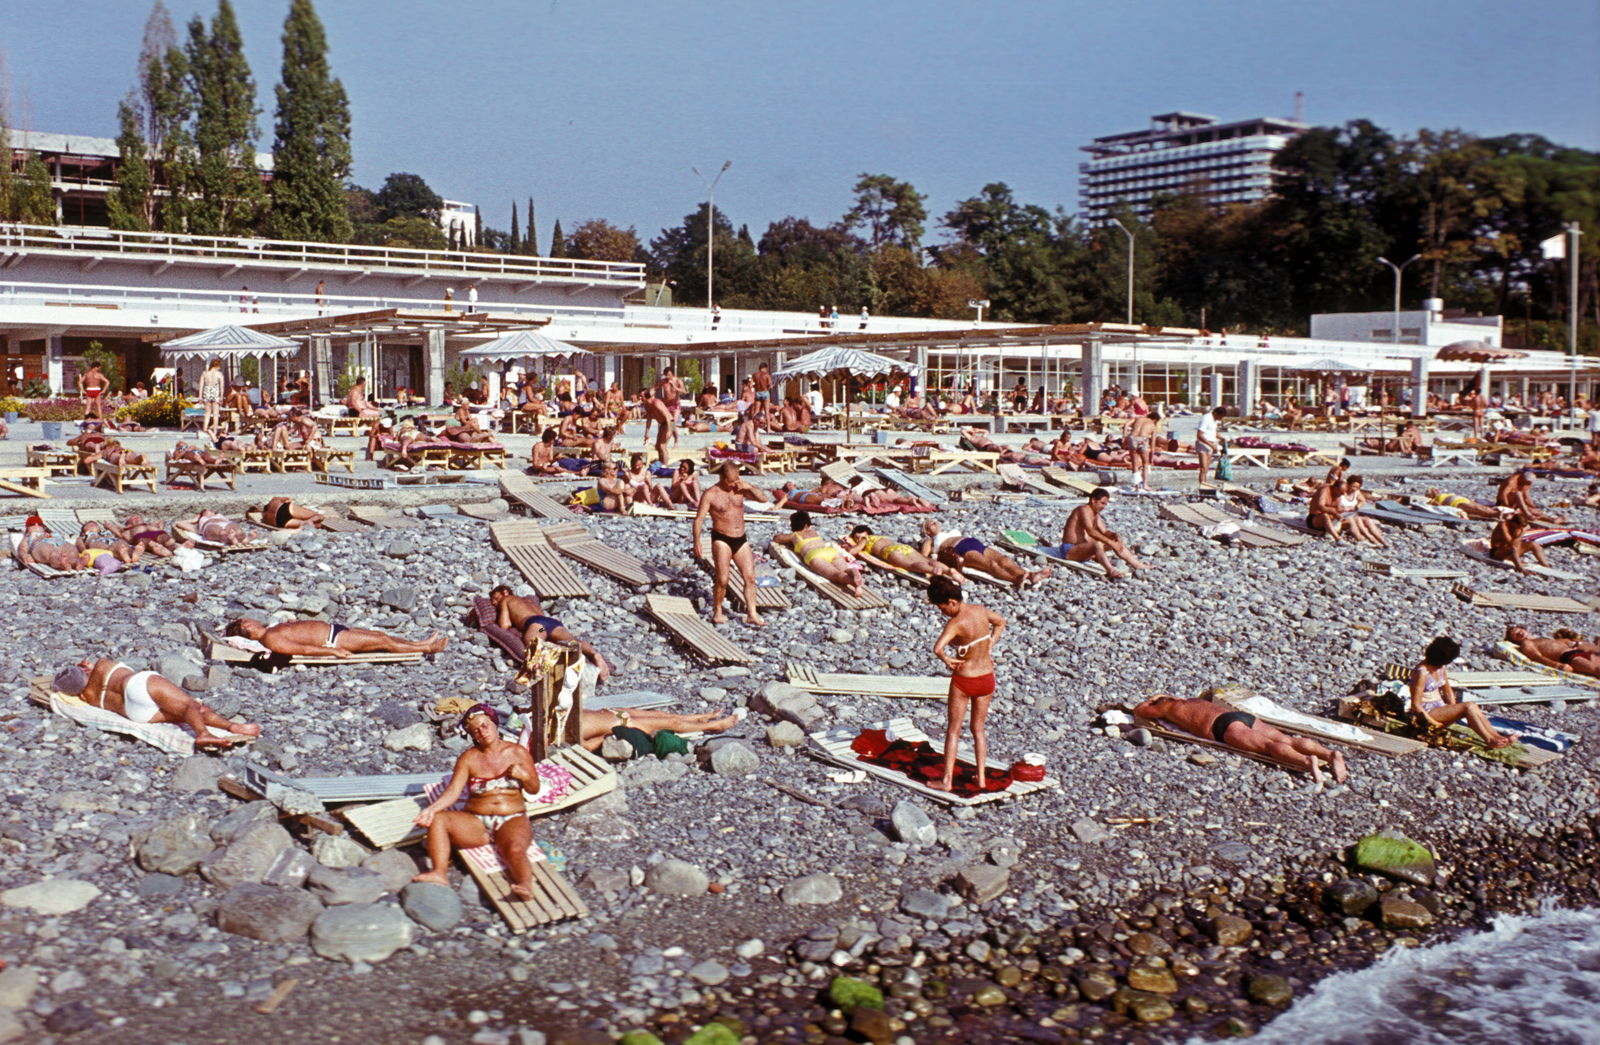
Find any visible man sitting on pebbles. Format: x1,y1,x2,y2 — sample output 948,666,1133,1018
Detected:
224,618,447,659
1133,695,1348,784
1061,487,1150,579
52,660,260,748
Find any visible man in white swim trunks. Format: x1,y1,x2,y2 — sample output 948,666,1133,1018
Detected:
52,660,260,747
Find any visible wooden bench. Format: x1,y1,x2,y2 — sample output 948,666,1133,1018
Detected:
0,467,51,500
25,449,76,477
1225,446,1272,470
311,448,356,474
93,458,157,494
273,448,314,473
163,452,237,492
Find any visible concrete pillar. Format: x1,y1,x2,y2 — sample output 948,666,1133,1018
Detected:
1237,359,1258,415
425,328,446,406
311,336,333,408
1081,340,1103,417
1208,370,1223,411
708,355,722,395
1519,376,1529,408
603,354,617,390
1411,357,1429,417
46,335,63,394
914,346,929,394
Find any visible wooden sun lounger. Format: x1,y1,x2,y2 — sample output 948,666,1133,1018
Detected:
1362,562,1470,581
874,465,947,507
311,448,356,474
36,509,82,539
694,552,791,610
273,448,315,473
170,519,270,552
786,663,946,699
245,762,444,803
995,529,1109,577
543,521,677,588
644,593,754,664
348,505,425,529
490,521,591,598
1450,582,1594,614
93,458,157,494
996,462,1060,498
1210,691,1425,757
1368,500,1464,530
1464,685,1596,706
202,631,426,666
163,452,237,492
500,476,579,519
343,745,618,849
10,532,70,577
768,541,890,610
915,450,1000,475
1461,539,1586,582
29,677,253,756
1042,468,1098,495
0,467,51,500
25,449,77,477
460,843,588,933
1159,501,1306,549
807,716,1058,807
584,690,677,711
852,547,930,587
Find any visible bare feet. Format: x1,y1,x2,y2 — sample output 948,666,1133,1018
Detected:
712,611,728,625
511,881,534,900
927,779,954,792
194,734,235,748
1106,567,1128,580
1486,733,1515,749
745,613,767,628
425,633,448,654
1331,751,1348,784
1308,756,1324,787
411,869,449,886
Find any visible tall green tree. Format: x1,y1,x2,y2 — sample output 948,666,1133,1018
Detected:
107,97,155,231
185,1,266,235
137,1,177,141
565,219,641,262
550,218,566,258
509,202,520,253
648,204,757,306
526,196,537,255
268,0,351,242
843,173,928,249
374,173,440,221
145,45,195,232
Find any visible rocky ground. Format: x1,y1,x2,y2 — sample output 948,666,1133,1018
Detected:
0,466,1596,1045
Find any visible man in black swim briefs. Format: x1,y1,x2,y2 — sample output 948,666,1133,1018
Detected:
225,618,448,659
1133,695,1348,785
692,461,771,628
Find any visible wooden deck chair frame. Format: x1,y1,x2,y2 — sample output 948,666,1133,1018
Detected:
542,521,677,588
163,452,237,492
489,521,591,598
694,550,791,611
93,457,158,494
0,467,51,500
643,593,754,664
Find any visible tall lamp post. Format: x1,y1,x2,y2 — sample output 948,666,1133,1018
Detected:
1564,222,1582,419
1376,254,1421,344
1108,218,1135,324
693,161,732,323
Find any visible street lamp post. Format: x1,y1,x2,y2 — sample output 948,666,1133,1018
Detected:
1108,218,1135,325
1565,222,1583,420
693,161,732,323
1376,254,1422,343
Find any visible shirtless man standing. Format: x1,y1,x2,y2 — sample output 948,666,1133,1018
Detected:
927,576,1005,792
489,585,612,681
649,367,688,464
1125,409,1158,491
225,618,447,658
52,659,259,747
78,362,109,420
693,462,771,626
1497,469,1568,526
1134,695,1347,785
753,362,774,428
1061,488,1149,578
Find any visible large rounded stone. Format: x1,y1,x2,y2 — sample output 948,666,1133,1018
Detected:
401,881,464,932
137,813,215,876
215,883,324,943
306,866,388,906
200,822,293,890
362,849,420,895
780,872,842,906
1207,913,1253,947
1325,878,1379,918
310,903,416,963
1379,897,1434,930
644,859,709,897
0,879,100,916
1247,974,1293,1006
890,800,936,847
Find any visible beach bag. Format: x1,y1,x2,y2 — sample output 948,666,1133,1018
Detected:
1214,450,1233,483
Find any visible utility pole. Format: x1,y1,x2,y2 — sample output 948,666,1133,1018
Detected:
693,161,731,323
1109,218,1135,324
1377,254,1422,343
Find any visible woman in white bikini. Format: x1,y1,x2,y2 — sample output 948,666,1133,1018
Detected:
625,453,673,509
52,659,260,747
412,704,544,900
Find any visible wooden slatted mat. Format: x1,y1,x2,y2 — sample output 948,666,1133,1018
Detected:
807,717,1058,807
1159,501,1306,549
1211,692,1425,757
245,762,442,803
769,541,890,610
644,593,754,664
202,632,424,666
1482,642,1600,690
349,506,424,529
544,521,677,588
460,844,587,933
997,463,1059,497
318,517,369,533
1363,562,1470,581
853,548,930,588
1043,468,1098,495
694,551,791,611
490,521,591,598
500,477,578,519
344,745,617,849
786,663,946,699
996,530,1108,577
1338,706,1560,771
9,532,68,578
36,509,82,539
1451,583,1593,614
874,466,947,507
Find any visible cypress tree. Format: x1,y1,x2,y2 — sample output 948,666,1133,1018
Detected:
107,96,155,231
474,205,482,248
186,0,266,235
137,1,177,141
509,202,520,254
146,46,195,233
550,218,566,258
269,0,351,242
526,196,537,255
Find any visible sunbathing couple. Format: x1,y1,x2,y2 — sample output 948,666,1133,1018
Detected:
1497,469,1567,526
16,520,129,573
1307,477,1387,546
413,700,740,901
1354,421,1424,455
773,477,932,513
1502,626,1600,679
52,659,260,748
224,617,447,658
66,431,149,470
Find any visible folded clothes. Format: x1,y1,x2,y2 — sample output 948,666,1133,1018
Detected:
849,729,1012,798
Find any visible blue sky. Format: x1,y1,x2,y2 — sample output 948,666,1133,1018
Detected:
4,0,1597,248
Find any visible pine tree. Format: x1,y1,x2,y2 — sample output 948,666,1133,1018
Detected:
268,0,352,242
137,1,177,142
186,0,265,235
509,202,520,254
107,96,154,231
550,218,566,258
13,151,54,224
526,196,537,255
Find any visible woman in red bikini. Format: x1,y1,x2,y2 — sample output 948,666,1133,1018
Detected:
927,575,1006,793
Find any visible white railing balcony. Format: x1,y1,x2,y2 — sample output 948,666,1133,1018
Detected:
0,223,646,286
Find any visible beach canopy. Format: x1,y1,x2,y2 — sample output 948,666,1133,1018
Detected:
458,329,589,363
770,345,920,382
1435,341,1529,363
159,324,301,361
1292,358,1372,374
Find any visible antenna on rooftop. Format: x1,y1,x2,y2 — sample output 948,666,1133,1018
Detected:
1294,91,1305,124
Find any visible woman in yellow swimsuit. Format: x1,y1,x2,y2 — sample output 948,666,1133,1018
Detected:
842,524,963,583
773,510,865,596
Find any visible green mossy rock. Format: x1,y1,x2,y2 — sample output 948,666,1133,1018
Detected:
618,1033,665,1045
681,1024,739,1045
828,975,885,1013
1353,834,1436,887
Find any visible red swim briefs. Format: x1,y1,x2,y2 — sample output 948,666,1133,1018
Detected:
951,673,995,697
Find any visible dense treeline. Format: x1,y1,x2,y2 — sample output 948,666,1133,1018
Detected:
88,3,1598,345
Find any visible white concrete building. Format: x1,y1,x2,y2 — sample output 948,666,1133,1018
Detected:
1078,111,1305,225
1310,301,1502,347
439,199,476,247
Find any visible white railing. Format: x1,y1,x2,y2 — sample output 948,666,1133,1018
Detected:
0,223,646,284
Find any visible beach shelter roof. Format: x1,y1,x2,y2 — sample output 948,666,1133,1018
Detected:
1435,341,1529,363
458,329,590,363
770,345,920,382
158,324,302,361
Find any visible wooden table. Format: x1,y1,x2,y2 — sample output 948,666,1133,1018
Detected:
1226,446,1272,469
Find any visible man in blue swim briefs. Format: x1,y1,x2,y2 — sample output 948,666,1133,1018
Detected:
490,585,613,681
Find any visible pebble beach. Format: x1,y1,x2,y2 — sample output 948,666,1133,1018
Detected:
0,437,1597,1045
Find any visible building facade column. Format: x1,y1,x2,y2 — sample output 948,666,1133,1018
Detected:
1410,357,1429,417
1081,340,1103,417
425,329,446,406
603,354,617,390
46,335,64,394
1236,359,1258,414
1519,376,1529,408
707,355,722,395
312,336,333,408
1208,370,1223,411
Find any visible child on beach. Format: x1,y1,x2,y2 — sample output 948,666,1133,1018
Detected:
927,575,1006,792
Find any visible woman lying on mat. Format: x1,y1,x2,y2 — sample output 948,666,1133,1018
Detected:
259,497,324,531
52,660,260,748
773,509,866,596
413,703,544,900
